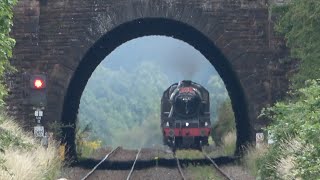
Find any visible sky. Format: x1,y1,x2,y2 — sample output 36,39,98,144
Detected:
98,35,219,86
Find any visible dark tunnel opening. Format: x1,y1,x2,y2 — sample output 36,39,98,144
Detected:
61,18,251,160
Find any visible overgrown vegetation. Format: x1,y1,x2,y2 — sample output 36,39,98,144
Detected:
211,99,235,146
242,144,268,177
249,1,320,179
206,131,236,157
258,81,320,179
0,0,17,106
75,124,102,158
218,131,236,156
0,114,62,179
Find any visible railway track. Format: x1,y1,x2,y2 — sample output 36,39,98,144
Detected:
79,147,231,180
80,147,142,180
125,148,141,180
202,151,233,180
80,147,120,180
173,153,187,180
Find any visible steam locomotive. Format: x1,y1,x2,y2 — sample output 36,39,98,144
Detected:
161,80,211,151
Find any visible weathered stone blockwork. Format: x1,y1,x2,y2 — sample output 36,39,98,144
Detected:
8,0,295,156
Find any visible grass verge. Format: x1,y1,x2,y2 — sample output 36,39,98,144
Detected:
185,165,222,180
241,144,268,177
0,113,62,180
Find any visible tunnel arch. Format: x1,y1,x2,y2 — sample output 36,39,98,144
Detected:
61,18,251,159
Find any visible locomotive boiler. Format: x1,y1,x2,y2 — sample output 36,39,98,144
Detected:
161,80,211,151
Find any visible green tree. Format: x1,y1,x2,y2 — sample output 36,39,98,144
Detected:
206,75,228,121
211,99,235,145
78,62,170,146
274,0,320,88
0,0,17,105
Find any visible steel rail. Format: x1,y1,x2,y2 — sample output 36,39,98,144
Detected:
202,152,233,180
80,147,120,180
126,148,142,180
173,154,187,180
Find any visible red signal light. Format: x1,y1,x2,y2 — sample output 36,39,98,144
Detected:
30,75,46,89
29,74,47,105
34,79,43,89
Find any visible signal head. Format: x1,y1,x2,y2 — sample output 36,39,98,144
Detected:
30,75,46,89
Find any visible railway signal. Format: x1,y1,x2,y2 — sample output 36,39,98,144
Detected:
29,74,47,106
30,74,46,89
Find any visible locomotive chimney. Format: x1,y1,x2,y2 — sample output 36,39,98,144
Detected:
181,80,192,85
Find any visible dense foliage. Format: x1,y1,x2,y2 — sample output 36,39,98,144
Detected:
274,0,320,88
0,0,16,105
259,81,320,179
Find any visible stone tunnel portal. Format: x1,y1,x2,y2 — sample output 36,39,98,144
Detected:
61,18,251,159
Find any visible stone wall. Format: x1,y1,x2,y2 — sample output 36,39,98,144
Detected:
8,0,295,155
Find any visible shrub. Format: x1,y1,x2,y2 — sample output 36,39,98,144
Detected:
259,80,320,179
220,130,236,156
211,99,235,146
207,130,236,157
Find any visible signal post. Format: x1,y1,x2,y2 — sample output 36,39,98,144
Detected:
28,74,48,147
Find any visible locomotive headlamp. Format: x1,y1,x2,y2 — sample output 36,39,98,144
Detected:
186,122,189,127
205,122,208,126
166,122,169,127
